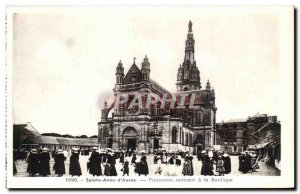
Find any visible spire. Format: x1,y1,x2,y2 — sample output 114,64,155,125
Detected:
176,21,201,91
116,60,124,74
141,55,150,81
188,20,192,32
184,20,195,65
206,80,211,91
142,55,150,70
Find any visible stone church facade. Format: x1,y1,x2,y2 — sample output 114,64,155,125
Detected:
98,21,217,154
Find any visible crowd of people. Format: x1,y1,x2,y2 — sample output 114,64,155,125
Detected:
238,151,261,174
13,147,264,177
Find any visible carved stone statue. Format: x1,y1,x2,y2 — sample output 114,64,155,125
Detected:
189,20,192,32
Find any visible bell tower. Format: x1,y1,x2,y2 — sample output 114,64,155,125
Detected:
141,55,150,81
176,20,201,91
116,60,124,85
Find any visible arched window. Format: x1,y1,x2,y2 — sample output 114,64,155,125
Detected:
172,127,177,143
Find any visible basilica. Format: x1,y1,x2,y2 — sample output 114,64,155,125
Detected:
98,21,217,154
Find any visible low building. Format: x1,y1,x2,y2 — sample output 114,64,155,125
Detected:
13,122,41,149
14,123,98,151
22,136,98,150
216,113,281,156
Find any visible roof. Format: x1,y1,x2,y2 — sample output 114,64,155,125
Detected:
123,63,142,84
174,89,215,106
14,123,41,136
22,136,98,146
122,63,172,95
252,113,267,118
225,118,248,123
252,122,280,135
23,136,59,145
221,113,269,124
150,79,171,95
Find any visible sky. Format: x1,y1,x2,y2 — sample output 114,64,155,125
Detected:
12,7,283,136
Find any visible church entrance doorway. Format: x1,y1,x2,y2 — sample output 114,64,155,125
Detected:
122,127,139,151
127,138,137,150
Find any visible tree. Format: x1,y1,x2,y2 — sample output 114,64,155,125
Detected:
90,135,98,138
78,135,88,138
61,134,74,138
42,133,62,137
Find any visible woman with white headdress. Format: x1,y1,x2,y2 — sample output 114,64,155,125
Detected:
107,151,117,176
26,149,39,176
238,151,248,173
54,149,66,177
138,151,149,176
155,156,163,175
88,147,102,176
69,148,82,176
223,152,231,174
200,150,214,176
167,153,177,176
39,147,51,176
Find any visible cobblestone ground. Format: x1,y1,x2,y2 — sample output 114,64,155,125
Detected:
14,155,280,177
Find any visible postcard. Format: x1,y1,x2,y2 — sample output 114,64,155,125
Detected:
6,6,295,189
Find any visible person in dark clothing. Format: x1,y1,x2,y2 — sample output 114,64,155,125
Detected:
54,149,66,176
122,159,129,176
51,149,56,158
108,152,117,176
129,148,132,157
238,152,248,173
200,152,214,176
131,152,137,165
69,148,82,176
39,148,51,176
84,148,89,156
175,155,181,166
182,158,193,176
216,154,225,176
13,149,18,174
186,154,194,176
88,147,102,176
119,151,125,164
245,152,253,172
26,149,39,176
223,153,231,174
138,151,149,176
153,153,158,164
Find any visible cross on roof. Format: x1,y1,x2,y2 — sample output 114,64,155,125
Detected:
133,57,136,64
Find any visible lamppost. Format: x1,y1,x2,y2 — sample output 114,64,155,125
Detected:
153,122,158,152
